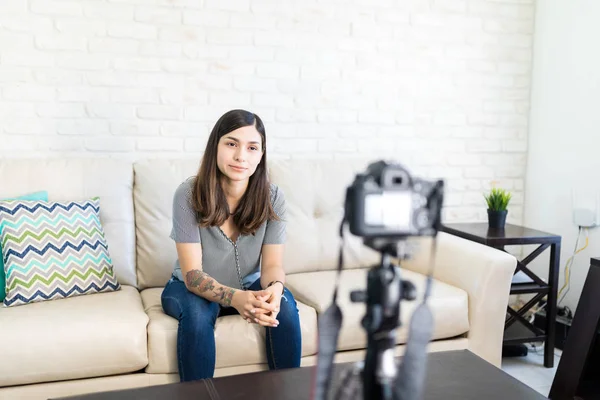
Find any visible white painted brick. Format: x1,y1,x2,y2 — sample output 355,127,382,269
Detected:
0,15,54,33
499,115,528,127
205,0,250,12
233,77,277,93
358,110,395,125
252,93,293,108
0,103,36,119
86,71,137,87
2,51,55,68
0,1,27,14
111,88,159,104
3,119,47,135
184,44,229,60
58,87,110,102
502,139,528,152
484,127,521,139
41,136,83,152
35,34,86,51
183,10,229,27
137,137,184,151
483,19,533,34
300,66,340,80
160,122,208,137
83,3,134,20
227,46,274,62
230,14,277,29
140,41,183,57
447,154,481,166
276,109,317,123
209,92,251,107
110,121,159,136
88,38,139,54
467,139,502,152
411,13,482,30
37,103,86,118
484,154,527,167
185,76,232,92
376,10,410,24
34,70,83,85
432,0,467,12
3,85,55,101
114,57,161,72
55,54,110,70
161,59,207,73
87,103,136,119
469,1,534,20
317,110,357,124
30,0,82,16
256,63,299,79
207,29,252,46
208,61,255,76
0,135,38,151
351,21,393,39
484,100,516,113
56,120,110,135
433,113,467,126
55,18,107,36
108,22,157,40
270,138,317,153
158,27,204,42
85,136,135,152
464,166,494,178
185,137,208,152
135,6,181,24
318,139,357,153
493,166,523,178
137,105,182,120
0,32,33,51
137,73,185,88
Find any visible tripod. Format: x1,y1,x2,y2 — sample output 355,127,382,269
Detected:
350,249,417,400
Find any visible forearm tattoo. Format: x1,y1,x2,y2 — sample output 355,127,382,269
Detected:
185,269,236,307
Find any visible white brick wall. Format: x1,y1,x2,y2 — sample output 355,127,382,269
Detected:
0,0,535,223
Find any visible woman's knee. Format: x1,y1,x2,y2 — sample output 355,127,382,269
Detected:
277,288,299,318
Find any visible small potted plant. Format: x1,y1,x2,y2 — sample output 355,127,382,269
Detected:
484,188,512,229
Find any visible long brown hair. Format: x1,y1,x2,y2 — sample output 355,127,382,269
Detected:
192,109,279,235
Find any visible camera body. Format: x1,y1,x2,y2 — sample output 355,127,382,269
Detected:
345,160,444,240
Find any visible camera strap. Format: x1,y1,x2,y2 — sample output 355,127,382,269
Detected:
311,219,347,400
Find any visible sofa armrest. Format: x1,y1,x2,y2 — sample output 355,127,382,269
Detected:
402,232,517,367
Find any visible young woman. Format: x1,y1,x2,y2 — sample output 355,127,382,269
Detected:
161,109,302,382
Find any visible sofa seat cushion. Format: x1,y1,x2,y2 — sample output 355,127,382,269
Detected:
0,285,149,387
286,268,470,351
141,288,318,374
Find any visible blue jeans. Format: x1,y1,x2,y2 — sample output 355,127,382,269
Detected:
161,276,302,382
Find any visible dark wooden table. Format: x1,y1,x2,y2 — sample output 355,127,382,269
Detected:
442,223,561,368
550,257,600,400
54,351,546,400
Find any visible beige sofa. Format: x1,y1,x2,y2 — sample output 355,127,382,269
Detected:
0,158,517,400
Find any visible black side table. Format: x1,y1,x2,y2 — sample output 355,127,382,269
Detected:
442,223,561,368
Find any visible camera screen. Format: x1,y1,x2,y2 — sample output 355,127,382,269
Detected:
364,192,412,230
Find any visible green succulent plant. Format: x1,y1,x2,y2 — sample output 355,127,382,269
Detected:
484,188,512,211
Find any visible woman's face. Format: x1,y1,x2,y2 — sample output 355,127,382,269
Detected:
217,125,264,183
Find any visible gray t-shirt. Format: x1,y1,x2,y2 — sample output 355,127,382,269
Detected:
170,178,286,290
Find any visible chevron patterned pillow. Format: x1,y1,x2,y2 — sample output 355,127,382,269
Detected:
0,197,120,307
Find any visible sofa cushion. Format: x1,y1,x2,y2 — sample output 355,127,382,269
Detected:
0,159,137,288
286,268,470,351
133,160,199,290
0,285,149,387
140,288,318,374
0,197,120,307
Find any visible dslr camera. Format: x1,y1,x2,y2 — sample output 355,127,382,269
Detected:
345,160,444,243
